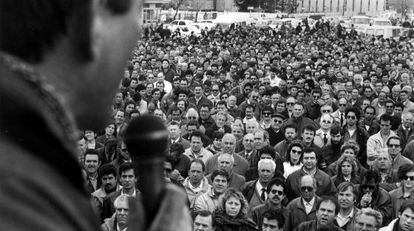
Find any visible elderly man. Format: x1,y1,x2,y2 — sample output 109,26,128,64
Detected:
101,195,129,231
193,210,214,231
285,175,322,231
205,133,248,175
207,153,245,191
242,159,277,214
354,208,383,231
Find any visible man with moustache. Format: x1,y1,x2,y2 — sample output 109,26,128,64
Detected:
274,123,298,161
92,164,121,214
250,178,288,231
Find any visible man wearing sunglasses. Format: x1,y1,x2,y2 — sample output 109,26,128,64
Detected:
386,137,412,179
267,113,286,147
389,164,414,217
357,170,393,226
250,178,288,231
285,175,322,231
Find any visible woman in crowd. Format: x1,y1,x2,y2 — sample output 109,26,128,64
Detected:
213,188,257,231
331,155,361,187
283,141,303,178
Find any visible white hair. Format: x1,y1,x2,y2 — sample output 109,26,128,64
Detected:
218,153,235,165
114,194,129,209
258,159,276,172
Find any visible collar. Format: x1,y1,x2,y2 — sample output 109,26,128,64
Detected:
302,197,315,207
338,207,354,220
116,224,127,231
302,167,317,176
121,188,136,197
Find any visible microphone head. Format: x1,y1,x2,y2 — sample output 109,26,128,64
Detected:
124,115,169,161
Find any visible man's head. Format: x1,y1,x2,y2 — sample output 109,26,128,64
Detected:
98,163,117,192
190,131,204,153
119,162,137,191
354,208,383,231
292,103,304,118
398,201,414,231
210,169,229,195
193,210,213,231
345,107,360,127
316,198,339,227
258,159,276,185
379,114,392,134
300,175,316,202
2,1,142,130
283,124,297,142
387,136,402,159
188,159,205,186
262,209,285,231
217,153,234,173
402,113,414,128
222,133,236,154
398,164,414,191
242,133,255,152
254,130,268,150
84,149,100,175
168,122,181,140
302,125,315,144
114,195,129,228
302,148,317,171
266,178,285,206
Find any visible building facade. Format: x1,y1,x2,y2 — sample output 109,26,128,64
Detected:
296,0,387,16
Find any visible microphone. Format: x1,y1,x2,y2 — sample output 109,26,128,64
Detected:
124,115,169,228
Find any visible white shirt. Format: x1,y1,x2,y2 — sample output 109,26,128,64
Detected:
302,197,315,214
121,188,137,197
336,208,354,227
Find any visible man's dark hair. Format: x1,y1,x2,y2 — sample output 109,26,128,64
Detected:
0,0,133,63
394,102,405,110
170,143,185,155
379,113,392,123
190,130,204,141
364,105,376,114
330,125,342,136
190,159,206,172
266,177,285,194
399,200,414,214
345,107,360,119
302,125,316,135
316,197,339,215
98,163,117,181
258,146,276,159
397,164,414,181
262,209,285,228
210,169,229,182
283,123,298,133
118,162,136,177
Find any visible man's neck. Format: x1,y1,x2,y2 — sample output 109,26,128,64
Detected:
104,186,117,195
303,167,316,175
122,187,135,195
339,207,353,217
347,124,356,130
117,223,127,231
88,172,98,178
404,186,414,195
190,180,202,188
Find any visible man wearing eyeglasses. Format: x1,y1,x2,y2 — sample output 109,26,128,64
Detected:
251,178,288,231
285,175,322,231
387,137,412,179
367,114,398,168
267,113,286,147
389,164,414,217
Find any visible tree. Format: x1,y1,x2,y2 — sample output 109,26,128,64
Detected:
170,0,188,20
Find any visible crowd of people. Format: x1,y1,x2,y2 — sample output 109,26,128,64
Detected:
77,18,414,231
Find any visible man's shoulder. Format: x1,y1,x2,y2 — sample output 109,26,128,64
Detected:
104,190,121,201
